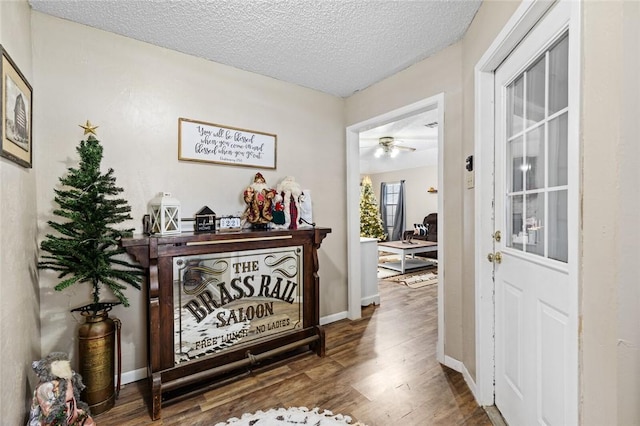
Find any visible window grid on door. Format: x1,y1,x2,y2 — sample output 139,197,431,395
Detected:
505,33,568,263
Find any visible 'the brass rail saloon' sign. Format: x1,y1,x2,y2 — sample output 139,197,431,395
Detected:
172,246,303,364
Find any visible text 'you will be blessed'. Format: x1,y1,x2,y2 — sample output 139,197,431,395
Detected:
195,125,265,162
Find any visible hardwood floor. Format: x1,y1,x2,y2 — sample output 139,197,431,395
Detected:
94,278,491,425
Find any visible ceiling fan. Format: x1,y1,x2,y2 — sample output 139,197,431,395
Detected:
374,136,416,158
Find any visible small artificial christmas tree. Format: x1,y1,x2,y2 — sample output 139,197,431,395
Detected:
359,176,387,240
39,122,143,309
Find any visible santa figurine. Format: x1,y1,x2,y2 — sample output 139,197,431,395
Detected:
274,176,303,230
242,172,277,228
28,352,95,426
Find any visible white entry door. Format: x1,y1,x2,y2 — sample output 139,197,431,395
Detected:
493,1,577,425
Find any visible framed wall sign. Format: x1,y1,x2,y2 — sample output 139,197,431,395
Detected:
0,45,32,168
172,246,303,364
179,117,276,169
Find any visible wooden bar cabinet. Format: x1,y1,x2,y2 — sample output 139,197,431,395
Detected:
121,227,331,419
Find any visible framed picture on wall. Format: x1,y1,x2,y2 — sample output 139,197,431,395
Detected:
178,117,277,169
0,45,33,168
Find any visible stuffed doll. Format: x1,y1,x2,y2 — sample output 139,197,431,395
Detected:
273,176,303,230
28,352,95,426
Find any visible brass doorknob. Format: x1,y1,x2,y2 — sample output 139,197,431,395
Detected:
487,252,503,264
492,230,502,242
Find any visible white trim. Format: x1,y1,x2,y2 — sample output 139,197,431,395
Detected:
462,362,479,403
474,0,581,415
566,2,582,422
474,0,557,406
360,295,380,306
435,95,445,365
320,311,348,325
445,356,480,403
346,94,445,363
474,66,497,406
443,355,463,372
120,367,147,385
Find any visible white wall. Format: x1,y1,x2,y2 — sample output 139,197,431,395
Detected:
0,1,40,424
460,0,520,382
7,2,639,423
31,12,347,377
581,1,640,423
346,0,520,378
346,42,465,360
366,165,438,230
617,3,640,423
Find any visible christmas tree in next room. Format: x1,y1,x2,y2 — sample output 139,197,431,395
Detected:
359,175,386,241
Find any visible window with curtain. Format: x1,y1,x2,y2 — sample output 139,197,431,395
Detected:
381,181,405,240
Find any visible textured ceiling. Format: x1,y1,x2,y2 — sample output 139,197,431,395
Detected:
28,0,482,98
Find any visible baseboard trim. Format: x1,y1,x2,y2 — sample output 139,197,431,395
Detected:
120,367,147,385
461,362,478,402
442,357,479,405
320,310,348,325
360,295,380,306
443,355,463,372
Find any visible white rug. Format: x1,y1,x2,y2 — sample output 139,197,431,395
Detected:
215,407,365,425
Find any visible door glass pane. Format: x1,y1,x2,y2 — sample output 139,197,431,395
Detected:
549,35,569,115
508,136,524,192
508,76,524,137
525,125,545,190
503,30,569,262
525,57,546,127
507,195,524,251
549,113,568,187
525,193,545,257
548,190,568,262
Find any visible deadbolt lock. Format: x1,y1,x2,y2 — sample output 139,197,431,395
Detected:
492,230,502,242
487,252,503,264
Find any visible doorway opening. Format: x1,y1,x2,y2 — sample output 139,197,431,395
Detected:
346,93,445,364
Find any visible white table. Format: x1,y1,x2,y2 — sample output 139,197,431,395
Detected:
377,240,437,274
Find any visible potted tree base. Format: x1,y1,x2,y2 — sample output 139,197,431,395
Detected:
39,122,142,415
72,302,122,414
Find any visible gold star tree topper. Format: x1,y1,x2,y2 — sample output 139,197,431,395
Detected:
79,120,99,136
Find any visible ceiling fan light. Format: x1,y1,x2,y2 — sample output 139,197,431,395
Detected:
390,147,399,158
374,147,383,158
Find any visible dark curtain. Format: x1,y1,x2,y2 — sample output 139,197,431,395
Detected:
391,180,406,241
379,182,388,238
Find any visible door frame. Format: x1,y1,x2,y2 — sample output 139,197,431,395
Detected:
474,0,582,407
346,93,445,363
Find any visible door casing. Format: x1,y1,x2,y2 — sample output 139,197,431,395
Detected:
474,0,582,408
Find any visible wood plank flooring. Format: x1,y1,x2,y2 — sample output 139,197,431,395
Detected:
94,278,491,425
